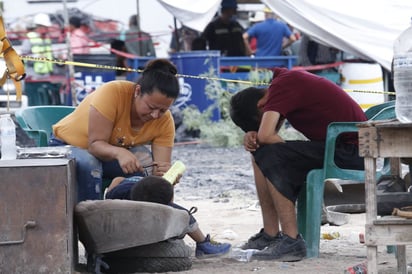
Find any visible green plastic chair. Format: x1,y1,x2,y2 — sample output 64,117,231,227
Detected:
15,105,76,147
15,105,114,198
297,101,396,258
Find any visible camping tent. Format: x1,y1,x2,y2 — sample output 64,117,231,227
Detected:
157,0,412,71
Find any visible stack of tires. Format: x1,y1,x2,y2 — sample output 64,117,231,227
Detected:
74,200,193,273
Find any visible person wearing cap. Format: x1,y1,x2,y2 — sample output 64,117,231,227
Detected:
243,6,296,56
21,13,54,78
247,11,265,53
69,16,91,54
201,0,250,56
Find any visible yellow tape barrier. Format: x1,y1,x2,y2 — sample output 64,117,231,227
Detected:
18,55,396,96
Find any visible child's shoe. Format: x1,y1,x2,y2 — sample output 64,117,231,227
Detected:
195,234,231,258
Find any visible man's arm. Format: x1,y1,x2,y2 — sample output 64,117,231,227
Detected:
282,33,297,50
242,32,254,56
257,111,285,144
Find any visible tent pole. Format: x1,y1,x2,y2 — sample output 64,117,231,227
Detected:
136,0,142,56
173,17,180,52
62,0,76,106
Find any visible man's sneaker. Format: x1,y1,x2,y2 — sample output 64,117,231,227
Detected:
252,233,306,262
241,228,283,250
195,234,231,258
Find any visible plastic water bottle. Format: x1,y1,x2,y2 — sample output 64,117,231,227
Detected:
0,114,17,160
393,17,412,123
229,248,256,262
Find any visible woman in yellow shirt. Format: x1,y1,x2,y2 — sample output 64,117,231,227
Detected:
50,59,178,201
50,58,232,258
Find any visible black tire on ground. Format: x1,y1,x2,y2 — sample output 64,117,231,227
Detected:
101,239,193,273
104,239,192,258
102,257,192,273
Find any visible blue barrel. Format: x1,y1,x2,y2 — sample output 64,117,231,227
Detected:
170,50,221,120
72,54,117,105
126,57,155,82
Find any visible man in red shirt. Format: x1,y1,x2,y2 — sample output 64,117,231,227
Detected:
229,68,367,261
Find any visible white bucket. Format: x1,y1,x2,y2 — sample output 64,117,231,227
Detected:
339,62,384,110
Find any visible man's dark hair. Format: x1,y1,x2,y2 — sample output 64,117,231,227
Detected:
69,16,81,28
130,175,173,205
229,87,265,132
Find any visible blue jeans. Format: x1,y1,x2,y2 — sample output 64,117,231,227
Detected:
49,135,150,202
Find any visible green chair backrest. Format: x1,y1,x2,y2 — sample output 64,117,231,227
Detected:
364,100,395,120
15,106,76,146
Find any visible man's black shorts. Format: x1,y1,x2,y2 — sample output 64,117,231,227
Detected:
252,140,364,203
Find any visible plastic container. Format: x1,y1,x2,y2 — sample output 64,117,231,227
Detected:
339,62,384,110
126,57,155,82
229,248,256,262
73,54,117,104
393,18,412,123
0,114,17,160
170,50,221,120
163,160,186,185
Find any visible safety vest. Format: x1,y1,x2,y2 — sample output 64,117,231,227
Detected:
27,32,53,74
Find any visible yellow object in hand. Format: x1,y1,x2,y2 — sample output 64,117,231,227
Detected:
163,160,186,185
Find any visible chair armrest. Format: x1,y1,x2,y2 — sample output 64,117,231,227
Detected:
23,129,49,147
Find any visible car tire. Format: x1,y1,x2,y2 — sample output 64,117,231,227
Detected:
101,239,192,273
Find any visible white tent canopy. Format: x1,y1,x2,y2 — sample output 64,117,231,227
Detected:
263,0,412,71
157,0,220,32
157,0,411,71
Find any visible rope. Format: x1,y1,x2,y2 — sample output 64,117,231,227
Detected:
18,55,396,96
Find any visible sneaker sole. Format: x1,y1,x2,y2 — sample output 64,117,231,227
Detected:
195,248,231,259
252,250,306,262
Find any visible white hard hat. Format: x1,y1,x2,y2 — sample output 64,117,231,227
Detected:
33,13,52,27
250,11,265,22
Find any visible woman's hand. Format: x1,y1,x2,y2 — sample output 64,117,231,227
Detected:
117,149,145,174
152,161,171,177
244,131,259,152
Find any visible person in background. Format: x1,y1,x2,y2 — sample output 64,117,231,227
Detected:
246,11,265,53
297,34,339,66
229,68,367,262
243,6,296,57
201,0,250,56
106,175,232,258
21,13,54,78
168,25,200,53
80,18,92,36
110,39,129,76
124,14,156,57
69,16,91,54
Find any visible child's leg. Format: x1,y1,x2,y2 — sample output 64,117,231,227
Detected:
169,202,231,258
106,177,125,193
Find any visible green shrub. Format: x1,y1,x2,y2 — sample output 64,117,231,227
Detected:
181,69,306,147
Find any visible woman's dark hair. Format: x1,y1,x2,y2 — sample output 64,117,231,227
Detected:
137,59,180,99
229,87,265,132
130,175,173,205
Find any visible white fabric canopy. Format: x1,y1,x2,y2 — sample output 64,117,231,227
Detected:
157,0,220,32
157,0,412,71
263,0,412,71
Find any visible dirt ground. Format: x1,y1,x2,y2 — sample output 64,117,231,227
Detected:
169,144,411,274
75,143,411,273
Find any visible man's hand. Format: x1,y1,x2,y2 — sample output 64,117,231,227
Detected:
244,131,259,152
